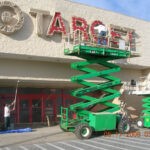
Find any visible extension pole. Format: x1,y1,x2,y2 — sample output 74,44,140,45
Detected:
13,80,20,110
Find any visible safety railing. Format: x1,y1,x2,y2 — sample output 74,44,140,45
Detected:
62,30,132,51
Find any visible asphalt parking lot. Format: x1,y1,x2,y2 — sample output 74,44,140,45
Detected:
1,125,150,150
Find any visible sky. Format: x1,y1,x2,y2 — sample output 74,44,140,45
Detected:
71,0,150,22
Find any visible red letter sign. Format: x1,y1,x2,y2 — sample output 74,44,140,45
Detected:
72,16,89,41
47,12,66,36
110,28,121,45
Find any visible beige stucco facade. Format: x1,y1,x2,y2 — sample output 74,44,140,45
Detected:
0,0,149,86
0,0,149,118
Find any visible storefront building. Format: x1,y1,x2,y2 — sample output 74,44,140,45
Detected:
0,0,150,125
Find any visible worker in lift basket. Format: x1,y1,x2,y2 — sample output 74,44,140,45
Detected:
94,24,107,45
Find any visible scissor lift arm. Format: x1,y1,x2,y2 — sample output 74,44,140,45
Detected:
60,45,131,139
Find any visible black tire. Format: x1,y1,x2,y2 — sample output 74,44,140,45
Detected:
118,118,131,134
137,118,144,128
74,123,92,139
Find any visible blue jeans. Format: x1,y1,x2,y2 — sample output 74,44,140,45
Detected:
4,116,10,130
98,31,107,45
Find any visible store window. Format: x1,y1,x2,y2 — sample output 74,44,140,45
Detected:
20,99,29,123
32,99,41,122
45,99,54,126
0,87,79,124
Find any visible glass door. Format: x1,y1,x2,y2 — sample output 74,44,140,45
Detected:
43,94,58,124
32,99,41,122
20,99,29,123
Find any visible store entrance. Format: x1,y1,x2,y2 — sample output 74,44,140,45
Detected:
20,98,43,123
20,99,29,123
18,94,57,124
0,88,79,125
32,99,42,122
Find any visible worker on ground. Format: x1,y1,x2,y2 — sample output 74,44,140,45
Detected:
94,24,107,45
4,102,15,130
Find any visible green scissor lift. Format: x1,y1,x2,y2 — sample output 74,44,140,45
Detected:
129,78,150,128
132,93,150,128
60,44,131,139
138,96,150,128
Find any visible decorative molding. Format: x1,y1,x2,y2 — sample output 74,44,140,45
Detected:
30,8,50,36
0,1,24,35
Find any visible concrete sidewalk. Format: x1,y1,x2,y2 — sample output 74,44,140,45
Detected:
0,125,76,148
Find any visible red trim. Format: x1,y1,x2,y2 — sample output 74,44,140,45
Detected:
0,91,78,124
